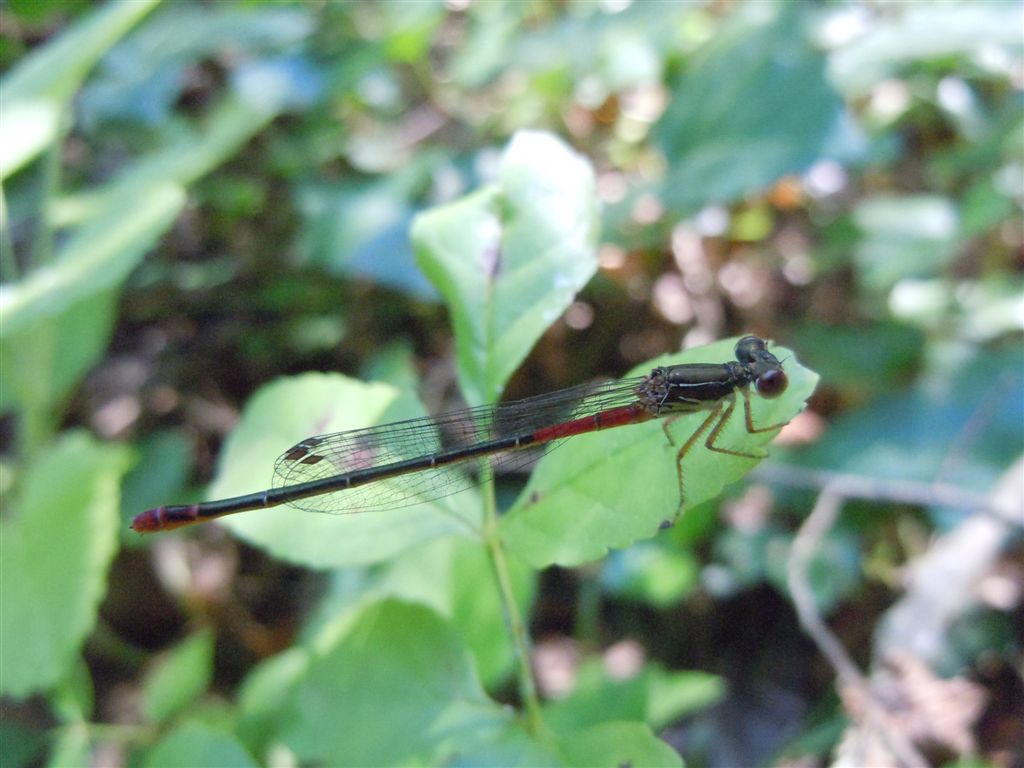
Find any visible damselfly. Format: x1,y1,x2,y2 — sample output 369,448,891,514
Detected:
132,336,790,533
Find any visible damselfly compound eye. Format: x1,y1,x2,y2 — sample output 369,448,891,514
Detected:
756,368,787,398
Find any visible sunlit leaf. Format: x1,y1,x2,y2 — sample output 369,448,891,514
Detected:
211,374,481,568
0,0,160,178
0,432,131,698
412,130,599,405
502,338,818,568
556,721,683,768
142,722,257,768
656,3,845,211
829,3,1024,96
277,600,521,766
373,536,534,688
544,658,723,733
0,184,186,335
142,629,215,723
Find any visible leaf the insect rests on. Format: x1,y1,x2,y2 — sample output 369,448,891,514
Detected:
502,337,819,569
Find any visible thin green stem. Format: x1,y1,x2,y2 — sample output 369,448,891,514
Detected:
574,563,602,645
30,106,66,270
479,462,545,735
0,184,17,282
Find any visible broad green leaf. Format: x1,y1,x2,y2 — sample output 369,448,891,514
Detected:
0,720,45,767
0,288,119,449
501,338,819,568
3,94,288,338
46,722,91,768
208,374,481,568
294,168,437,299
142,629,215,723
277,600,520,766
373,536,534,688
292,535,533,691
412,130,599,405
0,183,186,335
0,0,161,178
789,322,925,395
544,658,723,733
50,658,95,722
800,345,1022,492
851,195,960,292
601,540,700,608
656,3,845,212
142,722,257,768
0,432,131,698
828,3,1024,97
236,648,309,756
77,4,314,126
556,721,682,768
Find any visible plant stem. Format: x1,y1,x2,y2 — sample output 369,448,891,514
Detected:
480,463,544,734
31,105,66,270
0,186,17,282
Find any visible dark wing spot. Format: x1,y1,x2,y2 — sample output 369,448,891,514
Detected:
283,437,327,462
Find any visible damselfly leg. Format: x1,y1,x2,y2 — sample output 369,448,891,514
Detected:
660,349,791,522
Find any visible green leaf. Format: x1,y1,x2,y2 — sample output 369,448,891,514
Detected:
801,345,1021,491
601,541,701,608
0,0,161,178
47,722,91,768
829,3,1024,97
3,94,288,337
236,648,309,755
278,599,520,766
295,175,431,297
851,195,960,292
210,373,481,568
0,289,119,447
412,130,599,405
372,536,535,688
544,658,723,733
556,721,682,768
656,3,844,212
50,657,95,722
0,720,45,767
142,722,257,768
501,338,819,568
142,629,215,723
0,183,186,335
789,322,925,396
0,432,131,698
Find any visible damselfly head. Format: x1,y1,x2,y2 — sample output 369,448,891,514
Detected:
734,336,787,398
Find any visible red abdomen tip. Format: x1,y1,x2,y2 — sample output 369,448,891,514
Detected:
131,507,166,533
131,504,203,532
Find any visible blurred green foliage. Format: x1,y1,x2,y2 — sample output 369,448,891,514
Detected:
1,1,1021,766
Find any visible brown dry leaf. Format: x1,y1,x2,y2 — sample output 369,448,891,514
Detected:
872,651,987,757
